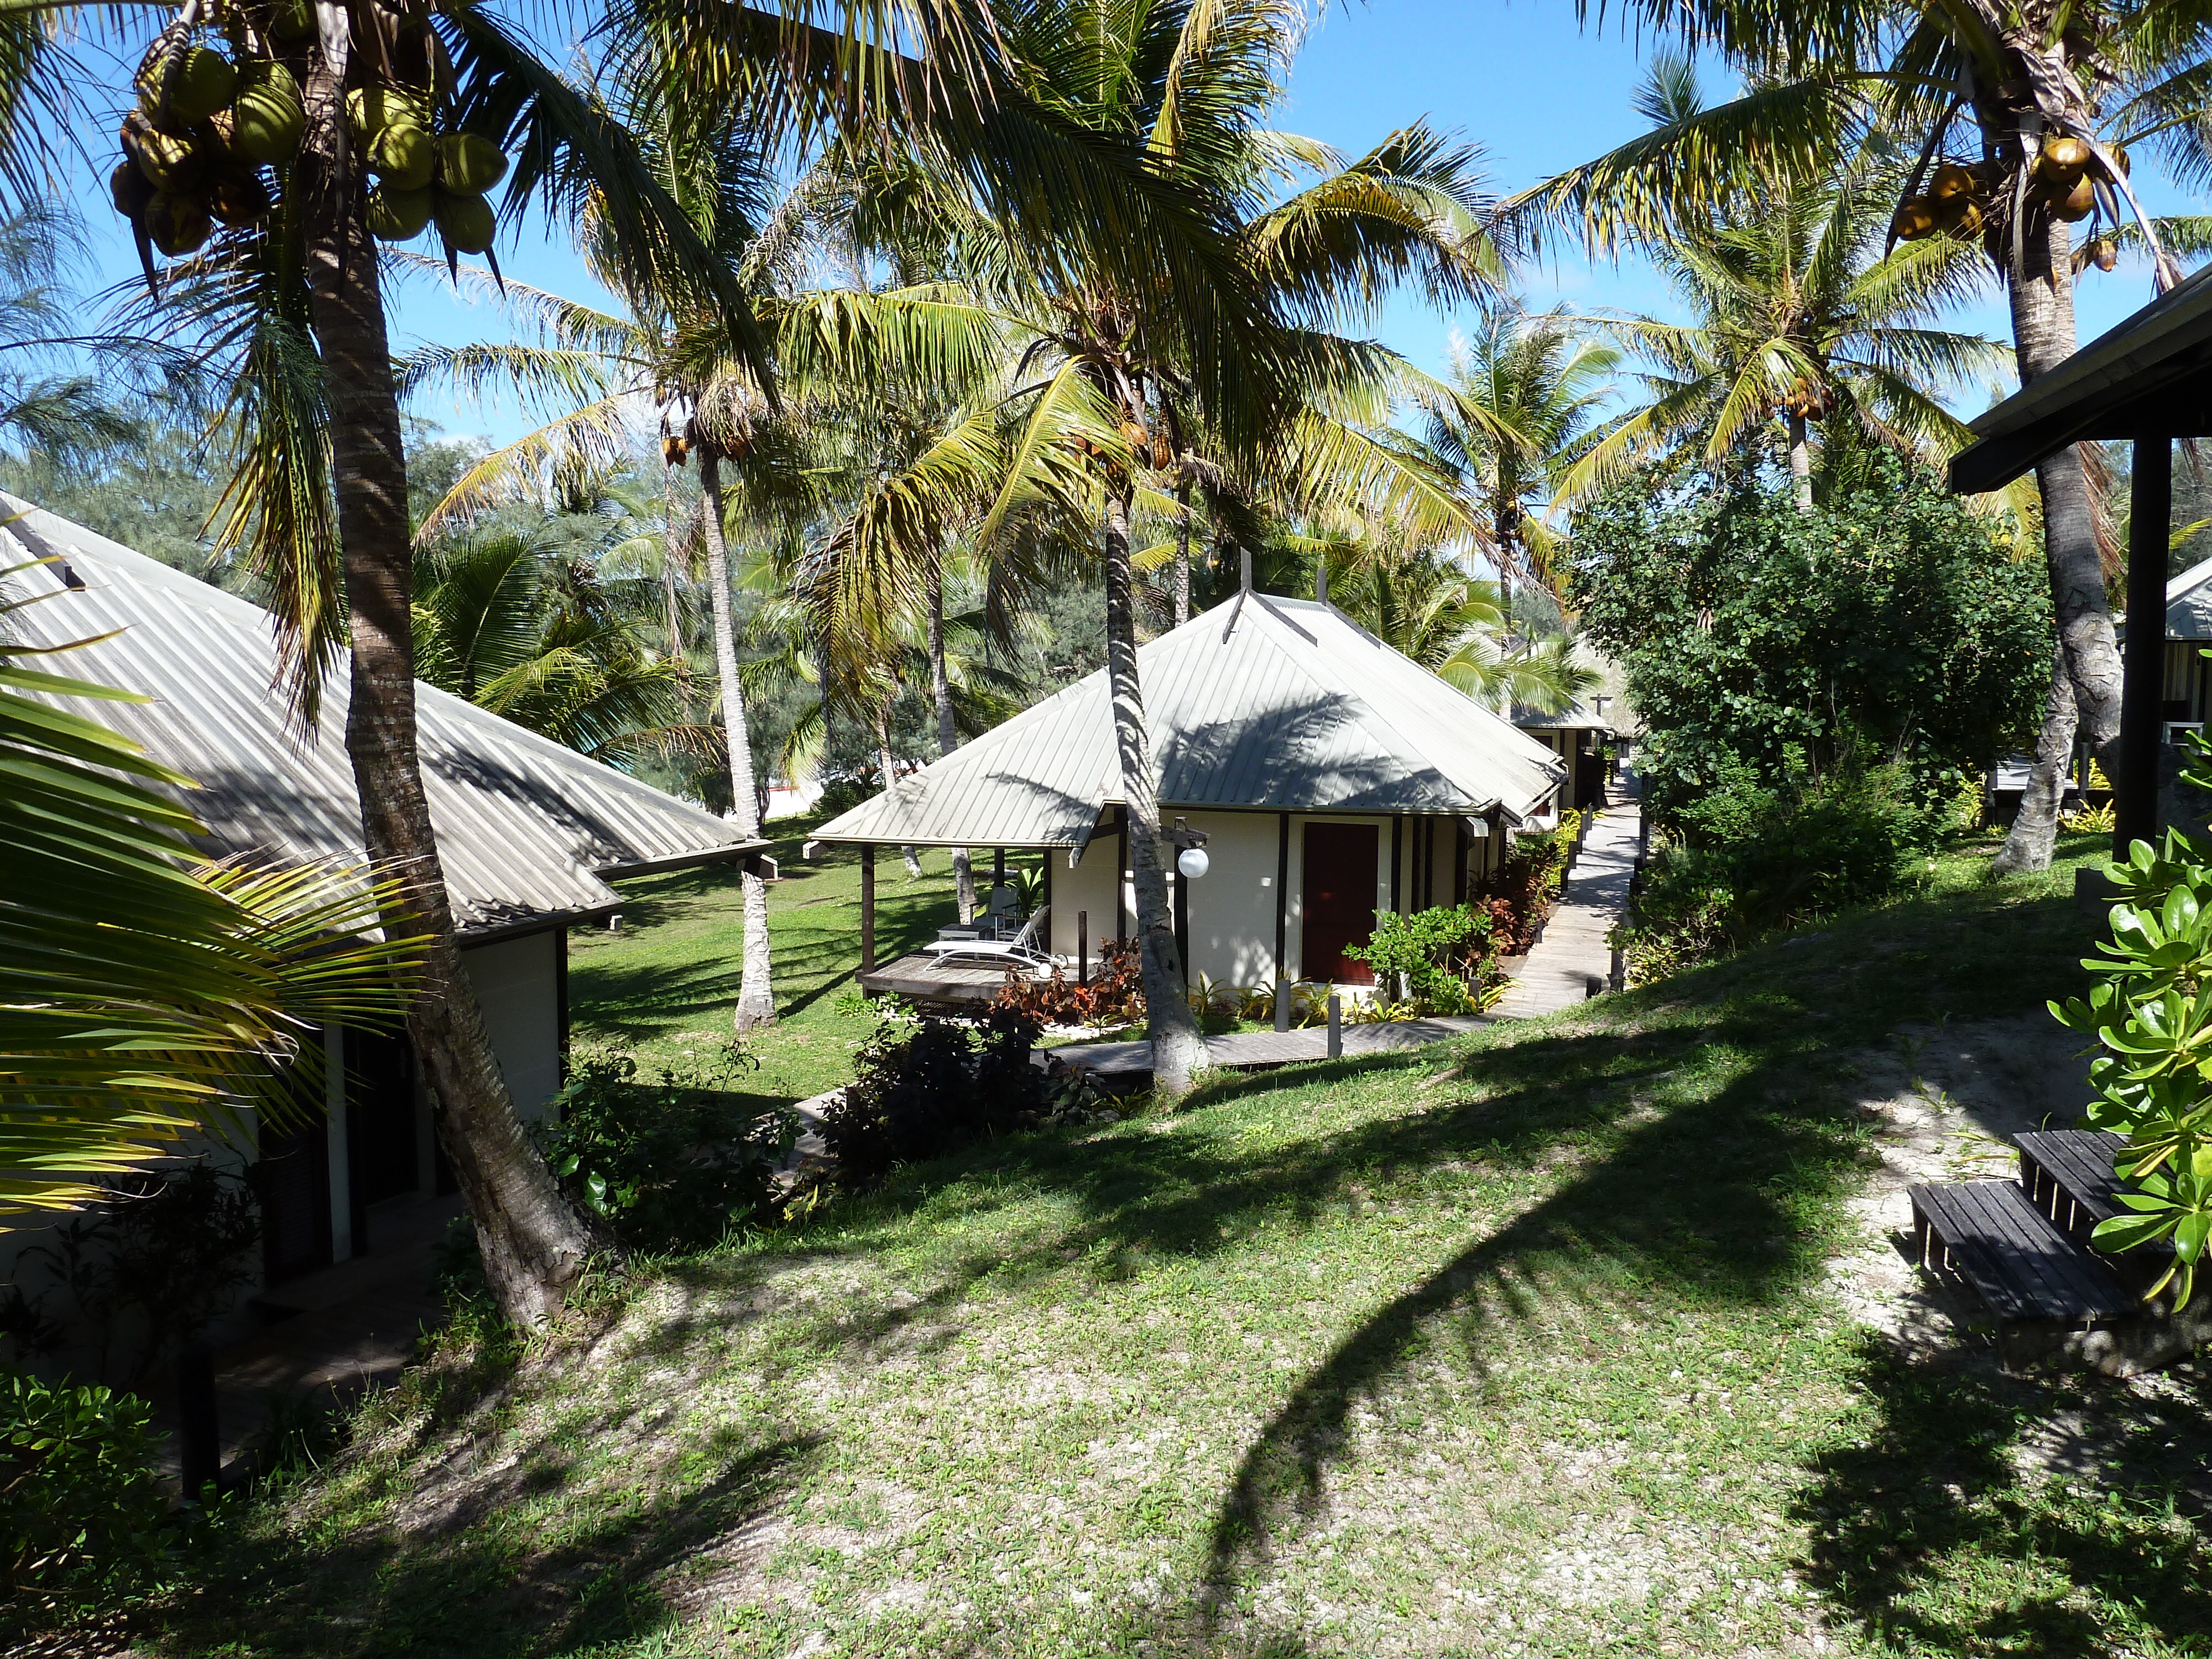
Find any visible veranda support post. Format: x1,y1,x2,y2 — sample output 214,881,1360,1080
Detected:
2120,435,2173,854
860,843,876,973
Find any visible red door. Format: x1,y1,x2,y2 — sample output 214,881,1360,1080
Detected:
1301,822,1379,984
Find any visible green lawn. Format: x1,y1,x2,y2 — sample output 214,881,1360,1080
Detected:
144,830,2212,1657
569,813,1019,1103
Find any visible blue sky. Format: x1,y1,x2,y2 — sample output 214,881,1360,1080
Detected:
63,0,2208,446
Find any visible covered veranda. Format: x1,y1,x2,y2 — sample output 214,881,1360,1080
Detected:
1949,262,2212,849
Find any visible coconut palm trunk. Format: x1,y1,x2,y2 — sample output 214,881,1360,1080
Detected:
1786,411,1813,510
696,445,776,1035
870,701,926,879
1996,641,2078,875
1173,474,1193,625
926,555,977,920
1102,481,1208,1093
1994,213,2120,870
303,91,594,1326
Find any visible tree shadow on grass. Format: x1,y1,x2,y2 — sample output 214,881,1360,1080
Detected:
164,1433,822,1658
1790,1337,2212,1657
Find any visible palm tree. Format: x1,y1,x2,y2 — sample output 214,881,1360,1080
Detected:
411,524,715,765
1418,306,1620,594
1326,547,1598,714
1503,17,2212,868
1555,82,2006,513
800,38,1498,1087
2,601,420,1217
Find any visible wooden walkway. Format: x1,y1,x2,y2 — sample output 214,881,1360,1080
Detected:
1489,797,1642,1019
1047,1015,1490,1083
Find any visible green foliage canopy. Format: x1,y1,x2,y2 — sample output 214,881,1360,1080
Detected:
1569,460,2052,826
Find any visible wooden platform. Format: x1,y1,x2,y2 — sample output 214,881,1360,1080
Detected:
857,951,1035,1005
1048,1015,1490,1083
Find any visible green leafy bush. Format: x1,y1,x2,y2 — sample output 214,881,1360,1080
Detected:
1618,750,1940,977
535,1044,796,1252
1344,904,1500,1015
1571,457,2049,830
2051,719,2212,1306
821,1006,1053,1188
1,1368,173,1630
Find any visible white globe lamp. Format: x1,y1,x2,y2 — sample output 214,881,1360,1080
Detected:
1176,846,1210,880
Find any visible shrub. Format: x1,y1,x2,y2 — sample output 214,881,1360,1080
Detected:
11,1166,259,1384
535,1044,795,1252
990,938,1142,1030
1344,904,1499,1015
1,1368,173,1630
1477,830,1569,953
820,1006,1052,1188
1616,750,1940,978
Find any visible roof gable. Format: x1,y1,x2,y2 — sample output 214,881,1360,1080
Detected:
3,495,754,937
812,590,1566,847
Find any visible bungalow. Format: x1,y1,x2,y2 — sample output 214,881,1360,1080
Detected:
805,586,1566,1000
1,497,763,1325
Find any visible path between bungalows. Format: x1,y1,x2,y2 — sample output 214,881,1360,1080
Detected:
1488,796,1642,1020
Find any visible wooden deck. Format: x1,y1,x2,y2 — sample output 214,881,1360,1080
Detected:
1047,1015,1490,1084
857,950,1036,1004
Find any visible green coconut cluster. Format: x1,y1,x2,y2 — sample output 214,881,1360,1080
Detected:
111,3,508,264
349,85,507,253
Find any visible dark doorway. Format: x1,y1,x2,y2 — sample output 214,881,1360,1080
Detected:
1301,822,1379,984
256,1115,330,1286
345,1026,419,1241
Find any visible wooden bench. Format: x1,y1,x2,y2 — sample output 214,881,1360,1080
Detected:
1910,1179,2136,1326
2016,1128,2148,1245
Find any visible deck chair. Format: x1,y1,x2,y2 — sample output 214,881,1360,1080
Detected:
924,905,1055,977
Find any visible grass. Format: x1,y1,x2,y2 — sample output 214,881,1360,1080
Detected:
564,812,969,1105
139,830,2212,1657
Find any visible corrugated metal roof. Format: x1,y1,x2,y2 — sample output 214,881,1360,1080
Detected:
811,592,1567,847
1513,695,1611,732
3,494,760,937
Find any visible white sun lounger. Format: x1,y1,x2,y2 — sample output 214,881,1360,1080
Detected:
924,906,1055,977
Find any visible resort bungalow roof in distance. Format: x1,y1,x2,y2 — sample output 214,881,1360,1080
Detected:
806,588,1567,1003
2,495,765,1321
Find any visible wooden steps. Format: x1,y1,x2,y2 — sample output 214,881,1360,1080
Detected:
1907,1125,2211,1374
1909,1179,2135,1324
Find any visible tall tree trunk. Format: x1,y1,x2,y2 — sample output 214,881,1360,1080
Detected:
303,61,593,1328
1995,641,2078,875
1173,473,1192,626
873,701,925,878
697,446,776,1035
1786,411,1813,511
1102,481,1208,1094
927,554,976,921
660,458,686,664
1999,186,2124,866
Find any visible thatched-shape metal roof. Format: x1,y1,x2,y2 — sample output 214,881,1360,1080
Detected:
4,495,759,940
809,591,1566,849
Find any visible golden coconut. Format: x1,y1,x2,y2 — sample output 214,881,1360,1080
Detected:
2053,173,2098,221
662,435,690,467
436,133,508,195
1928,162,1974,202
2093,236,2120,272
110,159,155,219
123,113,199,191
434,191,497,254
208,168,271,227
1936,197,1984,238
145,190,212,257
2037,135,2091,184
1891,197,1936,241
366,184,435,241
